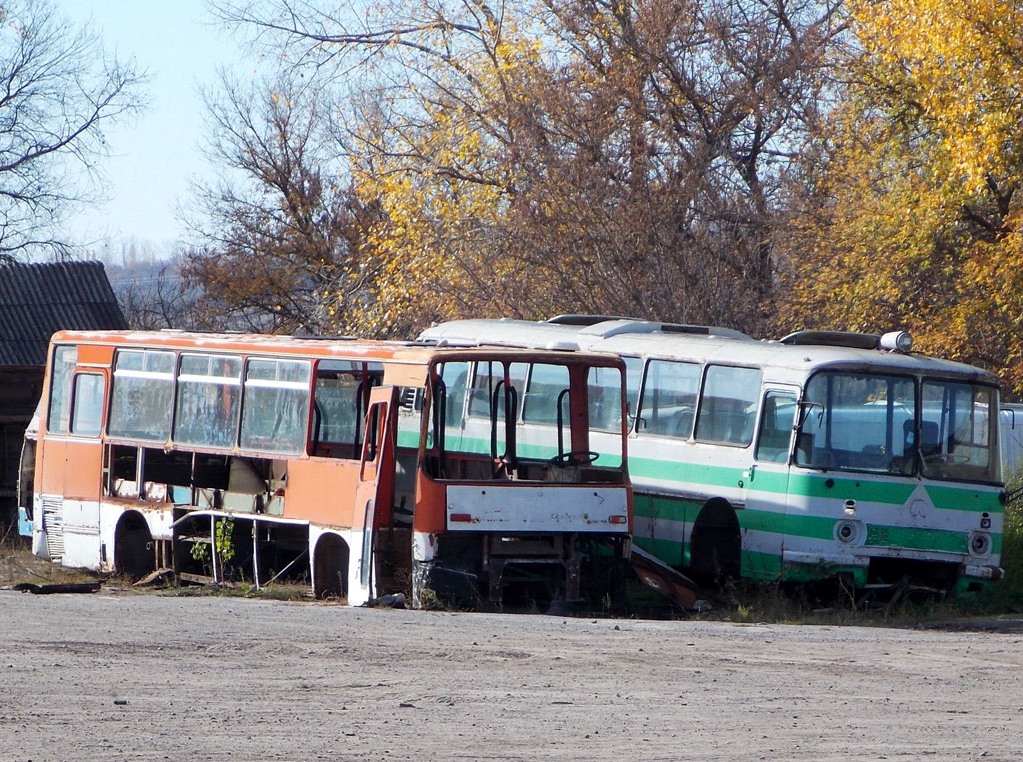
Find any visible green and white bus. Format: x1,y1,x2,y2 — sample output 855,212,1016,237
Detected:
420,317,1004,595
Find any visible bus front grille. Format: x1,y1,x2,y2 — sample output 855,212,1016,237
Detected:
41,498,65,562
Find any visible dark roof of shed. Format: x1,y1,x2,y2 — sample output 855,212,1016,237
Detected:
0,261,127,366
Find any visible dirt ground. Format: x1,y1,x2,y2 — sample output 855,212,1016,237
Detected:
3,543,1023,762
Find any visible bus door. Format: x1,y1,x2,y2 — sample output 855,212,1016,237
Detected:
742,386,799,580
353,385,400,600
54,369,108,569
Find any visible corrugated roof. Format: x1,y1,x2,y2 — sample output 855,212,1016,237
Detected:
0,261,127,366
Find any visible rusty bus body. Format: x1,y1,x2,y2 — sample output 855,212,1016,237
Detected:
22,330,632,607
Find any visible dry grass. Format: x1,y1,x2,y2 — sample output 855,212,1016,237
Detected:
0,525,103,588
1,523,312,600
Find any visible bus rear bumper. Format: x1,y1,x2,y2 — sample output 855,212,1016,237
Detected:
782,550,868,568
956,565,1003,595
781,551,1004,592
780,550,868,586
962,563,1003,581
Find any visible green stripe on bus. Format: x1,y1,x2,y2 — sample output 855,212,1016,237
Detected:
631,539,786,582
786,472,916,503
925,484,1003,512
635,492,696,521
631,455,1001,512
780,561,868,587
633,536,686,567
863,525,969,553
630,456,744,490
636,490,999,547
742,548,784,581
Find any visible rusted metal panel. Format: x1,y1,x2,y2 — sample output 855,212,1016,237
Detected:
628,544,700,610
285,457,362,527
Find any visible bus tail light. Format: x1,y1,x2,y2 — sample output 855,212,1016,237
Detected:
609,515,628,525
449,513,475,524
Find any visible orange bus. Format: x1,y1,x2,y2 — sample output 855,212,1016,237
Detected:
22,330,632,608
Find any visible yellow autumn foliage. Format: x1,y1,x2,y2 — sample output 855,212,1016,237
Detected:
848,0,1023,194
343,11,559,337
780,0,1023,395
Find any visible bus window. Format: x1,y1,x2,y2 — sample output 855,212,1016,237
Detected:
70,373,105,437
588,365,624,432
623,356,643,425
458,361,526,466
638,359,700,437
468,361,526,420
440,361,469,425
108,349,175,441
755,391,796,462
522,363,570,424
47,345,77,434
921,380,997,482
423,361,469,452
173,354,242,448
695,365,762,446
312,360,378,457
797,372,915,472
240,358,311,455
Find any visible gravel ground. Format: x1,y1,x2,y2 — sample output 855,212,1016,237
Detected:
3,583,1023,762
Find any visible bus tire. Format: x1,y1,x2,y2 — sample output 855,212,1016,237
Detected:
313,533,349,600
114,512,156,581
690,500,741,586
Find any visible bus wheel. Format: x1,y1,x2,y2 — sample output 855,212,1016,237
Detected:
314,534,349,600
690,500,741,586
114,513,156,581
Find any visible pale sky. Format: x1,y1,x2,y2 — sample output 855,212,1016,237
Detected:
54,0,243,257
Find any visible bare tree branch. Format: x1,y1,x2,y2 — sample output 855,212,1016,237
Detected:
0,0,145,262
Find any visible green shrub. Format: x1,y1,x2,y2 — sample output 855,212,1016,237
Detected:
1001,472,1023,592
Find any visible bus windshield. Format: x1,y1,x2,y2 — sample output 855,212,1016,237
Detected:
431,358,626,478
795,371,998,483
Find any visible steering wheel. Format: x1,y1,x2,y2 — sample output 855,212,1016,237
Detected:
549,450,600,467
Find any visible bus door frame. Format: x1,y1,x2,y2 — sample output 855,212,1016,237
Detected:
354,385,398,599
742,384,800,574
55,367,109,567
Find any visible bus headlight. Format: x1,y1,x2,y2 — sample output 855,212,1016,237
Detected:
835,520,863,544
969,532,991,556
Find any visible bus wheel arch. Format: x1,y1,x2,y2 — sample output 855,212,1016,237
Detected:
690,498,741,585
114,511,156,581
313,532,350,600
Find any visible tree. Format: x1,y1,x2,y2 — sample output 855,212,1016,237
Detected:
211,0,843,338
0,0,144,261
776,0,1023,393
527,0,842,332
110,255,200,331
183,72,381,334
